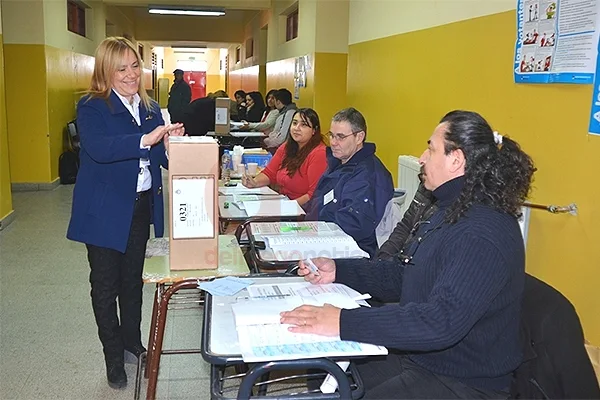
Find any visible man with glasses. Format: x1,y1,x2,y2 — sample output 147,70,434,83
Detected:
304,107,393,257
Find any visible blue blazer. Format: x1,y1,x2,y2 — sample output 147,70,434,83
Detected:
67,92,168,253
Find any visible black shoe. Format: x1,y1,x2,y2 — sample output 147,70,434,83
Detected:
106,359,127,389
124,344,147,364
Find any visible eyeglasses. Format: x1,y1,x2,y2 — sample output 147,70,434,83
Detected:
327,131,362,141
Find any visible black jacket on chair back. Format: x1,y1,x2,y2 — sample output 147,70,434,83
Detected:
511,274,600,399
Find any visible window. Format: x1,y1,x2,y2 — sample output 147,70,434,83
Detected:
67,1,86,37
138,44,144,61
235,47,241,64
245,38,254,59
286,9,298,42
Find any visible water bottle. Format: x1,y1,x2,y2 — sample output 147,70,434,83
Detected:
221,150,231,185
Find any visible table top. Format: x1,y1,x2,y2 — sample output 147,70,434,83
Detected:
142,235,249,284
203,275,305,362
219,195,248,221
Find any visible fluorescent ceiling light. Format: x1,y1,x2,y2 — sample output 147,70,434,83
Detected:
172,47,206,53
149,6,225,17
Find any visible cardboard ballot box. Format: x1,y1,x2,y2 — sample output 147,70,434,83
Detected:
168,136,219,270
215,97,230,135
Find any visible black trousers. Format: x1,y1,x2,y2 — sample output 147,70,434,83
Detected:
86,191,150,360
355,353,509,399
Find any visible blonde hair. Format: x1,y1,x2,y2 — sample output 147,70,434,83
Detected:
86,37,153,111
210,90,228,98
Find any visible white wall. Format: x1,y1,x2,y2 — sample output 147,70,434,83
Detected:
267,0,317,62
348,0,515,45
1,0,45,44
43,0,105,55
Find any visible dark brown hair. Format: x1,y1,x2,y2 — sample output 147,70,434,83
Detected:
281,108,324,177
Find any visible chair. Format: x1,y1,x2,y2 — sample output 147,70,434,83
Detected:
510,274,600,399
66,120,80,153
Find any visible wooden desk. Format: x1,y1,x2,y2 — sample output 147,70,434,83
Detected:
142,235,249,400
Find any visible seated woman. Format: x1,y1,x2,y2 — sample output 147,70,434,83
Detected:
243,89,279,135
244,91,266,123
241,108,327,206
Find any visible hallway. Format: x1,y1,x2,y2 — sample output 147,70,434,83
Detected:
0,183,210,399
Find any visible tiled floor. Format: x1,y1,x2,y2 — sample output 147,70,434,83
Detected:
0,179,212,399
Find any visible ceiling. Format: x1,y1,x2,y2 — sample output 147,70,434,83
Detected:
104,0,268,49
102,0,271,10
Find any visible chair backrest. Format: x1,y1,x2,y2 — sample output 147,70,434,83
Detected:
511,274,600,399
66,120,80,152
375,197,404,247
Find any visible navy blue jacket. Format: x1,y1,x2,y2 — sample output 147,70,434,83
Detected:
305,143,393,257
67,92,168,253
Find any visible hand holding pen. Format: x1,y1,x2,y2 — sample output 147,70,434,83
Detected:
296,257,336,284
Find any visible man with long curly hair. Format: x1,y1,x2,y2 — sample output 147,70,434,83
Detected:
281,110,536,399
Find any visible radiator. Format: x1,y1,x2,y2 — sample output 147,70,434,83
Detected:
397,155,422,217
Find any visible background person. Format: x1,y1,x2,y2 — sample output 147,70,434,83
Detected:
233,89,247,121
244,91,266,123
263,88,297,152
166,68,191,123
242,108,327,205
66,37,184,390
243,89,279,135
304,107,393,257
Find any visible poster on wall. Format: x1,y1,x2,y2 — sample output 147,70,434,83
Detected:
587,41,600,135
514,0,600,84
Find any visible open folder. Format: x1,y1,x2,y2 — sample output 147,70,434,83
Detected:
231,281,387,362
251,221,369,260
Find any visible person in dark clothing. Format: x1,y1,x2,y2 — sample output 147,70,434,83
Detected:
281,110,536,399
304,107,393,257
180,96,215,136
376,180,437,260
167,69,191,123
244,91,266,122
234,90,247,121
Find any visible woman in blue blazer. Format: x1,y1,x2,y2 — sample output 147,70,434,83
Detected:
67,37,184,389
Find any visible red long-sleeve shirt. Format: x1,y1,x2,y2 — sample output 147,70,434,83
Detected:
262,143,327,201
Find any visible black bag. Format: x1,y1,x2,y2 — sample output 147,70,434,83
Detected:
59,151,79,184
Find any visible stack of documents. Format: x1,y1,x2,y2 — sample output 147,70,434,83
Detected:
218,186,278,196
230,281,387,362
243,199,305,217
231,194,284,210
251,221,368,260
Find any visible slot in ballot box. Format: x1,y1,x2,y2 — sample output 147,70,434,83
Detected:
168,136,219,270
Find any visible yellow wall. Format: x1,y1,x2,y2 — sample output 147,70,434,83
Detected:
0,23,14,220
347,11,600,344
266,56,313,110
4,44,51,183
313,52,348,126
206,49,222,94
46,47,94,179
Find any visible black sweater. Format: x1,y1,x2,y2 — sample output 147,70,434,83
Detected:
337,176,525,391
